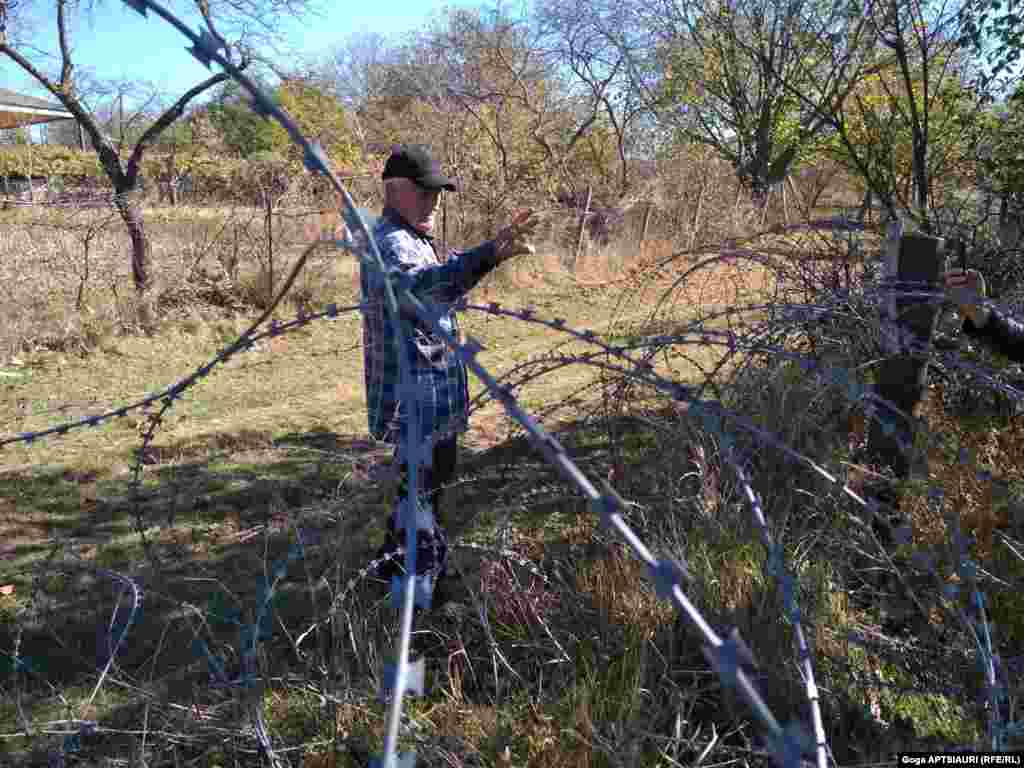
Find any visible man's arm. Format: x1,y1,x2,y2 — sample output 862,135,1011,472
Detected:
370,232,499,320
963,308,1024,363
367,210,536,320
945,268,1024,363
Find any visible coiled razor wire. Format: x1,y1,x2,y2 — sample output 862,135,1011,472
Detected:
6,290,1021,757
0,1,1020,762
453,293,1019,749
6,286,1023,758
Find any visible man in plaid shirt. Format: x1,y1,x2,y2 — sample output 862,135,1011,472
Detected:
361,145,537,589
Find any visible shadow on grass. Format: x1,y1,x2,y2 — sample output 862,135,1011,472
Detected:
0,414,976,765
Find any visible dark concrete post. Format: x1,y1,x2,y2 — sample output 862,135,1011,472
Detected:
867,227,947,478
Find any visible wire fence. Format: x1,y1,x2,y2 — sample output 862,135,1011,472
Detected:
1,1,1023,765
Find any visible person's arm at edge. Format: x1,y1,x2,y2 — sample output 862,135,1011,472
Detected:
963,307,1024,363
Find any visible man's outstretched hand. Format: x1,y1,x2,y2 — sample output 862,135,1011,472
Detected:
945,268,990,328
494,210,539,264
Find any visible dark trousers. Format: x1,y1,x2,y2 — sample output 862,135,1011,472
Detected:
393,434,459,525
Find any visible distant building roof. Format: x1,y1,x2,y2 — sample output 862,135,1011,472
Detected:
0,88,74,129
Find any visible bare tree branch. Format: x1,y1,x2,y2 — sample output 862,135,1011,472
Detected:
56,0,71,88
126,71,233,181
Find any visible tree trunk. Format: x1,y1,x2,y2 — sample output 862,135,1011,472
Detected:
640,202,653,243
912,137,929,233
751,177,770,210
265,187,274,307
786,175,804,217
114,187,151,294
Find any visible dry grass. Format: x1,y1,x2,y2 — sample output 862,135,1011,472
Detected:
908,388,1020,557
0,218,721,765
0,201,1017,765
841,383,1021,561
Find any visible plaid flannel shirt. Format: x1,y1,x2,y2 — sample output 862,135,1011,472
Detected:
362,206,499,450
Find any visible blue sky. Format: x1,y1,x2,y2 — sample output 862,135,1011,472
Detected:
5,0,458,107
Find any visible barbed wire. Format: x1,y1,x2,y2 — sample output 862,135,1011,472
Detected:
7,273,1023,761
4,4,801,754
454,295,1022,499
2,1,1022,764
4,552,144,763
6,282,1022,760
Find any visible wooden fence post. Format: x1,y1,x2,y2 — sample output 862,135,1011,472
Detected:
574,185,593,271
640,201,654,244
867,224,947,479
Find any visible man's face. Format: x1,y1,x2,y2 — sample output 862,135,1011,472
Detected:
404,182,441,234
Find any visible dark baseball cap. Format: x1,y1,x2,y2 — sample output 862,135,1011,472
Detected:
382,144,457,192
